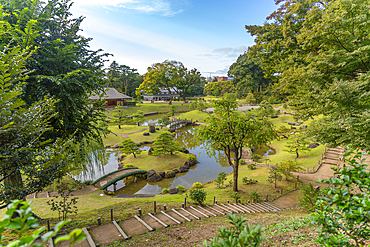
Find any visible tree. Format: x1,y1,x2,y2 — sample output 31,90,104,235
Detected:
169,105,177,117
267,165,282,188
284,132,311,158
112,106,128,129
121,138,141,158
196,97,276,191
245,92,257,104
158,115,170,128
228,54,272,95
256,100,274,119
314,149,370,246
277,160,302,180
203,81,236,96
107,61,140,95
152,132,181,155
246,0,370,149
133,110,145,126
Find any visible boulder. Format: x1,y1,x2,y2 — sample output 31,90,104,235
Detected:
156,128,160,130
137,142,143,146
173,169,179,173
114,144,123,148
158,171,166,178
148,174,162,182
169,188,178,194
295,122,301,126
179,166,188,173
184,161,190,168
180,148,190,154
291,127,296,129
308,143,320,149
282,120,287,123
143,132,149,136
149,125,156,133
143,141,149,144
155,174,163,182
301,125,307,128
290,132,295,135
118,154,125,162
288,122,295,125
147,169,156,178
118,165,124,170
168,128,176,133
188,159,196,167
165,171,176,178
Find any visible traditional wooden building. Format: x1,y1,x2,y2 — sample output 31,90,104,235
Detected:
89,87,131,108
142,88,180,101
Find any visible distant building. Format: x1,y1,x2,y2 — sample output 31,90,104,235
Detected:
89,87,131,108
142,88,180,101
215,76,229,82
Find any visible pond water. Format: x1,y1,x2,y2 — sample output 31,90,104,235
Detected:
73,125,233,195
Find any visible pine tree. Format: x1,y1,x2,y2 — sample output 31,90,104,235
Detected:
121,139,141,158
284,132,311,158
268,165,282,188
152,132,181,155
133,110,145,126
112,106,128,129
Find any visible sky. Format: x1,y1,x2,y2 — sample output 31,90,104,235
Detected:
71,0,279,77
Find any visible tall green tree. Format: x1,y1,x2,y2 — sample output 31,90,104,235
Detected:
107,61,139,96
196,97,276,191
203,81,236,96
121,139,141,158
133,110,145,126
112,106,128,129
284,132,311,158
267,165,282,188
152,132,181,155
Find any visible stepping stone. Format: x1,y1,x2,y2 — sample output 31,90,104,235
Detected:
90,223,123,245
120,217,148,237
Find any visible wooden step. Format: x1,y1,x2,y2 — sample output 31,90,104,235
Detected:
134,215,154,231
160,211,182,224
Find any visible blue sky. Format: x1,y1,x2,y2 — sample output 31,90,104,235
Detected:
71,0,278,76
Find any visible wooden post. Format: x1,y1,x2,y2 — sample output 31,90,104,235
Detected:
138,208,142,217
215,200,217,204
281,189,283,195
184,197,187,208
266,195,268,201
227,200,229,204
247,200,250,204
113,183,116,192
182,203,185,208
47,219,50,231
111,208,114,222
154,201,156,213
235,196,238,204
164,205,167,211
214,196,216,204
97,217,101,225
238,199,241,203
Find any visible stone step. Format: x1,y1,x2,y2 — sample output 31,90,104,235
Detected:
120,217,149,237
90,223,123,245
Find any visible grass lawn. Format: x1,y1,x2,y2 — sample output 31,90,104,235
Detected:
108,125,148,134
104,102,192,119
122,151,193,172
128,127,170,143
102,134,126,147
177,110,210,123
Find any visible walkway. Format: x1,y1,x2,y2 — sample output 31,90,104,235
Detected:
54,202,284,247
92,167,147,190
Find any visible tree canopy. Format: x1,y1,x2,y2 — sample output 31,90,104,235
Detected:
203,81,236,96
246,0,370,149
107,61,141,97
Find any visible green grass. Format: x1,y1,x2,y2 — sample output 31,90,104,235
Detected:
122,151,192,172
177,110,210,123
108,125,148,134
128,127,170,143
102,134,126,147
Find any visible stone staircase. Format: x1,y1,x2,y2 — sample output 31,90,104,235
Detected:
55,202,283,247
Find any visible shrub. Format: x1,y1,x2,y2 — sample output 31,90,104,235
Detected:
162,188,169,194
193,182,203,188
240,159,246,165
247,163,256,170
298,183,319,211
228,180,233,187
252,153,261,162
283,103,288,109
124,163,135,168
270,115,278,118
202,214,264,247
189,189,207,205
242,177,253,185
176,185,186,192
215,172,227,188
251,191,261,202
189,154,197,161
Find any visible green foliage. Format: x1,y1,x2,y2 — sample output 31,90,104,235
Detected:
176,185,186,193
203,214,264,247
188,154,197,161
204,81,236,96
298,182,319,212
1,200,86,247
276,125,290,134
251,153,261,162
215,172,227,188
112,106,128,129
158,115,170,128
267,165,282,188
277,160,302,180
189,189,207,205
239,159,246,165
189,101,207,112
46,186,78,221
133,110,145,126
107,61,140,96
124,164,135,168
121,138,141,158
245,92,257,104
242,177,253,185
256,100,274,119
152,132,181,155
196,96,276,191
192,182,203,189
247,163,256,170
162,188,169,194
169,105,177,117
250,191,261,203
313,149,370,246
284,132,311,158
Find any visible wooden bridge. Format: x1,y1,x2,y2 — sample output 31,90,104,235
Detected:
166,118,193,128
92,167,147,190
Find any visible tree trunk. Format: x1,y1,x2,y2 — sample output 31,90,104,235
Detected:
4,170,24,203
296,149,299,158
233,165,238,192
119,125,121,129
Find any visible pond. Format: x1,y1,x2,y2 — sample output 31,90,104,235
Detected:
73,125,233,195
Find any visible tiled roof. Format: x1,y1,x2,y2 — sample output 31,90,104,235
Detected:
89,88,131,100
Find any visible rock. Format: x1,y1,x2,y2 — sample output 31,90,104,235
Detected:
165,171,176,178
149,125,156,133
156,128,160,130
282,120,287,123
149,141,155,144
148,174,162,182
168,128,176,133
301,125,307,128
118,165,124,170
184,161,189,168
290,132,295,135
179,166,188,173
308,143,320,149
169,188,178,194
158,171,166,178
288,122,295,125
118,154,125,162
114,144,123,148
295,122,301,126
173,169,179,173
148,169,156,178
143,132,149,136
148,147,154,155
143,141,149,144
137,142,142,146
291,127,296,129
188,159,196,167
155,175,163,182
180,148,190,154
273,113,278,115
